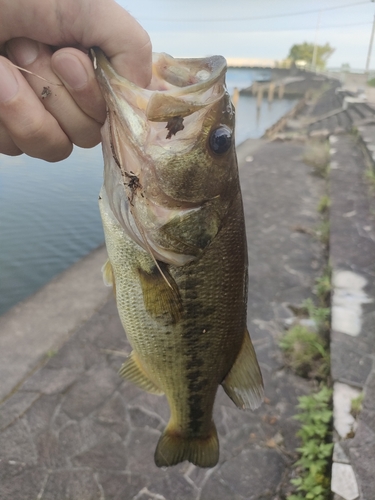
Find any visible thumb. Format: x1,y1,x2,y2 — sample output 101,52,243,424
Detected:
75,0,152,87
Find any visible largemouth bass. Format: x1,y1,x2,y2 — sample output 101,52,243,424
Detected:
90,47,264,468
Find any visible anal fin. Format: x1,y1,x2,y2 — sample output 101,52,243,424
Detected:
222,330,264,410
119,351,164,395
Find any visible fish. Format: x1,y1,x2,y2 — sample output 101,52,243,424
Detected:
90,47,264,468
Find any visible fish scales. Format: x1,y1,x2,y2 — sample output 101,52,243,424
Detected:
100,190,246,425
91,47,264,468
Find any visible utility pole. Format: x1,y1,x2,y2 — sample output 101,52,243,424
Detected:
365,0,375,76
312,10,321,71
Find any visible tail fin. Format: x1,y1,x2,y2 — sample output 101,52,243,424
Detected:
154,423,219,468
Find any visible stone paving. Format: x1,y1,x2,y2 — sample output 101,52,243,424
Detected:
0,137,328,499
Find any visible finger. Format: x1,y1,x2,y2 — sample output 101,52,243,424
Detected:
0,122,22,156
1,0,152,87
51,47,107,124
79,0,152,87
6,38,102,149
0,56,72,162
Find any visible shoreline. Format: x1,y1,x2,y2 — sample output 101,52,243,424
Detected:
0,245,111,403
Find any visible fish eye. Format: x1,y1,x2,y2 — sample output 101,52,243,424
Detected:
209,126,232,155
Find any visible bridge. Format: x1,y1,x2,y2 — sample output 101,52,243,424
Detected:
226,57,278,68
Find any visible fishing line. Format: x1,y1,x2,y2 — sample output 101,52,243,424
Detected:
108,108,174,290
9,62,63,86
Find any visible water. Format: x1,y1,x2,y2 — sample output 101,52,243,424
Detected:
0,148,104,314
225,68,297,144
0,68,297,316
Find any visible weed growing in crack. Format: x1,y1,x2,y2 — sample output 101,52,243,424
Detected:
303,140,330,178
301,299,330,336
365,167,375,190
46,349,57,358
287,387,333,500
280,324,330,380
317,195,330,214
281,296,332,498
314,265,332,307
283,146,333,499
315,220,330,246
350,393,364,419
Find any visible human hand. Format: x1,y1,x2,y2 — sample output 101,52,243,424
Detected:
0,0,151,162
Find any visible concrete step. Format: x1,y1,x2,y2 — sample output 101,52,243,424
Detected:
329,134,375,500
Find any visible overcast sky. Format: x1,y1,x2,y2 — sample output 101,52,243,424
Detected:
118,0,375,70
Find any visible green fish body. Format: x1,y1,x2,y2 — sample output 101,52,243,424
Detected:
91,48,263,468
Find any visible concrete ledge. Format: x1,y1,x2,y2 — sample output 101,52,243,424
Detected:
236,137,265,165
0,245,111,403
329,134,375,500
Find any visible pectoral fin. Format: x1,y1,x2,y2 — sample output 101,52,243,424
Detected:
222,330,264,410
138,263,183,324
102,259,114,286
102,259,116,296
119,351,164,395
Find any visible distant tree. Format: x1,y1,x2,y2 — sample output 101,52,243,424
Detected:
288,42,335,69
341,63,351,73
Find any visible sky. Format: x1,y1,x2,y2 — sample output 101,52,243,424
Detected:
118,0,375,70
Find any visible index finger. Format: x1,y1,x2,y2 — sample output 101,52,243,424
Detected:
1,0,152,87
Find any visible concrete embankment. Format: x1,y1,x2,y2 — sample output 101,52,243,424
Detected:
0,245,111,403
268,79,375,500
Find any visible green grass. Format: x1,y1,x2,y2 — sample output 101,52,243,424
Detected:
351,393,364,418
281,294,332,498
316,220,330,246
283,176,333,499
303,140,330,178
300,298,330,335
365,167,375,189
46,349,57,358
314,266,332,307
287,387,333,500
317,195,330,214
280,324,330,380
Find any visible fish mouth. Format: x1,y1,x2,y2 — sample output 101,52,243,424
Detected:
90,47,227,159
90,47,226,121
91,47,230,266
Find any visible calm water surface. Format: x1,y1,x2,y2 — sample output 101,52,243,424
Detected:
0,68,297,315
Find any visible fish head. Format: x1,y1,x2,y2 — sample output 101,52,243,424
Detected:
91,48,238,266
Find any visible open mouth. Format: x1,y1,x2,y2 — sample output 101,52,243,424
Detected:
91,47,233,267
90,47,227,135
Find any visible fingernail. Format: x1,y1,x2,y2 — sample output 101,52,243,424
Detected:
7,37,39,66
0,59,19,102
53,53,88,90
